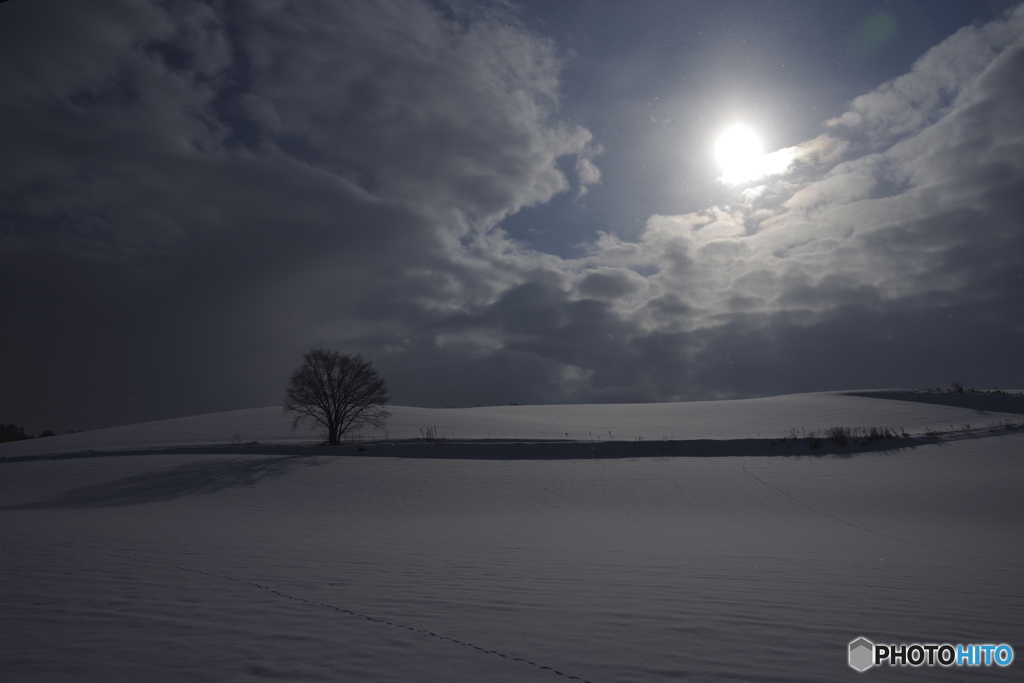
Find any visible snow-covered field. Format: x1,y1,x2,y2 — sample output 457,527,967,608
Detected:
2,392,1022,681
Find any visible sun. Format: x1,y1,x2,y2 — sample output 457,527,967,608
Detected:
713,124,764,184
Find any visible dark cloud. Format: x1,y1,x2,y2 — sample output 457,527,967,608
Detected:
238,0,597,230
1,1,1022,432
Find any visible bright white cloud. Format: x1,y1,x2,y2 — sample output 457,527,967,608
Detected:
825,9,1024,146
575,156,602,196
718,145,804,185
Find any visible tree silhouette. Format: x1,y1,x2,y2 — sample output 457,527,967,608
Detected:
1,423,31,443
283,349,391,445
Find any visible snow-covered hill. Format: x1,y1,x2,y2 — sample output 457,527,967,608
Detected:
3,390,1020,459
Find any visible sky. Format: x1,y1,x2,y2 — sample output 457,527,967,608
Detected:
2,0,1023,433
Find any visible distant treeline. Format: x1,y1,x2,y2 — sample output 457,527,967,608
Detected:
1,423,79,443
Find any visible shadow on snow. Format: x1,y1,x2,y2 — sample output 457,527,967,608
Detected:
1,455,327,510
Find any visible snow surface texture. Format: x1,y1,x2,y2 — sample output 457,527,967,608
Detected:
1,393,1022,681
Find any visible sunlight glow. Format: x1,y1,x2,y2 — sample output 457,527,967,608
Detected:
712,125,802,186
714,124,765,185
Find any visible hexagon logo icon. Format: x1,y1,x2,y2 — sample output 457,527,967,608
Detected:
849,637,874,672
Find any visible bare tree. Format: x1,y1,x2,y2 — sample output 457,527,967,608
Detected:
283,349,391,445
